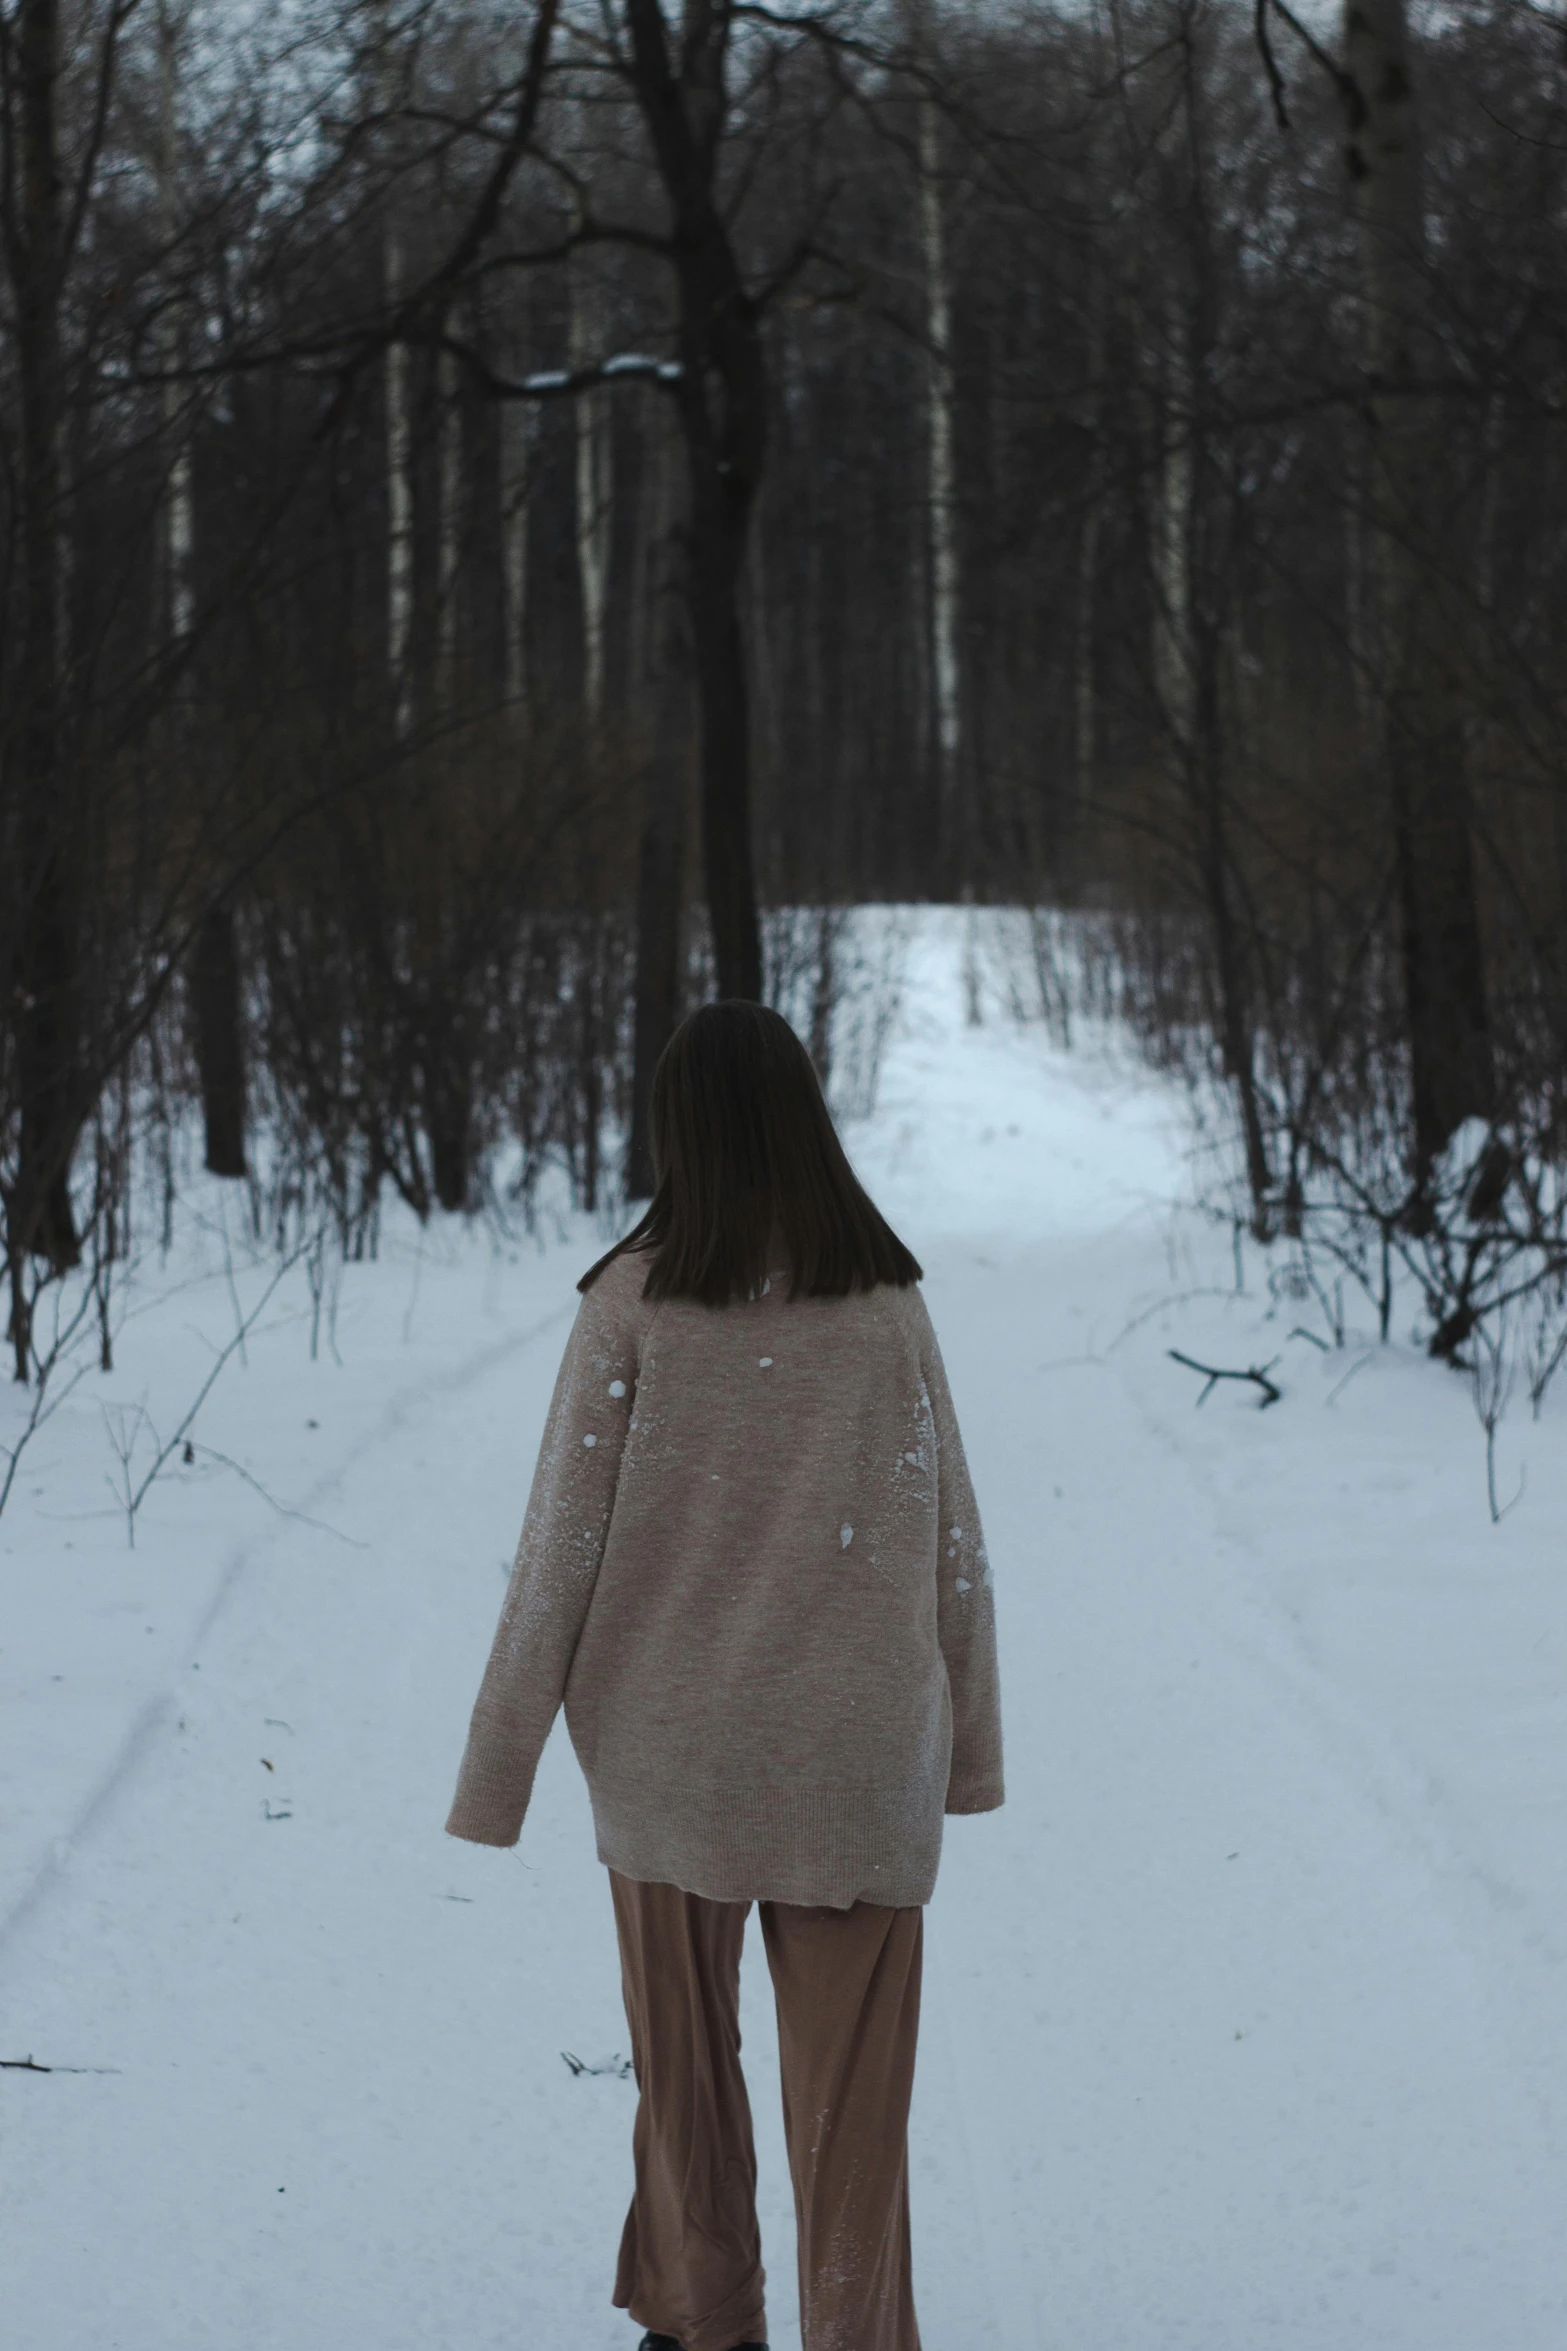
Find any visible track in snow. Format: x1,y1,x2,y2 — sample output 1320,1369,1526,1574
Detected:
3,915,1564,2349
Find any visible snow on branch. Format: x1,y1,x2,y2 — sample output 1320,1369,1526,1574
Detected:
507,353,682,398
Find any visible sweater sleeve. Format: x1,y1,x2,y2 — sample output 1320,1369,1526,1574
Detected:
918,1301,1005,1816
445,1267,646,1847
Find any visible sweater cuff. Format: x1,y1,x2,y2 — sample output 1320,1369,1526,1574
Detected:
444,1744,534,1848
945,1780,1004,1815
445,1803,521,1848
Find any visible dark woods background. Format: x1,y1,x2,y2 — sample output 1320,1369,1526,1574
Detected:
2,0,1565,1396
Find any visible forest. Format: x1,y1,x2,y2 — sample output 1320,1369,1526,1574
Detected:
1,0,1564,1410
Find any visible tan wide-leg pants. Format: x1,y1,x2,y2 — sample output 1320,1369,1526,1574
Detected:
609,1870,924,2351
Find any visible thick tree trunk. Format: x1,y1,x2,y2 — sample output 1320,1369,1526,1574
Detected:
683,502,759,1000
437,346,461,702
190,905,247,1179
624,0,762,1003
161,2,245,1180
1344,0,1490,1180
10,0,80,1280
425,1023,472,1213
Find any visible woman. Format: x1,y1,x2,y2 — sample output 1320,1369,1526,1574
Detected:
446,1000,1002,2351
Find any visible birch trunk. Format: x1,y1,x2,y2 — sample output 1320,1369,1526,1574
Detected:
918,88,962,863
161,0,193,657
160,2,245,1176
384,225,413,733
1151,291,1195,748
570,265,613,725
158,6,193,649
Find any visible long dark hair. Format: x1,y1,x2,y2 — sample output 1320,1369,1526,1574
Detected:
581,1000,922,1305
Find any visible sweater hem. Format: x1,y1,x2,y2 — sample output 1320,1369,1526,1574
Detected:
588,1772,945,1909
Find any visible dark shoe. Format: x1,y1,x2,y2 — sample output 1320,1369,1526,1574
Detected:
637,2338,767,2351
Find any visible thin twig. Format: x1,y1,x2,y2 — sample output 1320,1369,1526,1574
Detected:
125,1245,309,1533
0,1356,92,1522
189,1444,368,1548
1105,1286,1241,1353
1324,1352,1371,1409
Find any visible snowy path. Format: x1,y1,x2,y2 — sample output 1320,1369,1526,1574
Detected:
4,918,1565,2350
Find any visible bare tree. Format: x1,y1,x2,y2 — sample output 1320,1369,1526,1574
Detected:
1342,0,1492,1195
620,0,766,1002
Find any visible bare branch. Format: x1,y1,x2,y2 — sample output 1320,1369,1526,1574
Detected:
1167,1350,1283,1408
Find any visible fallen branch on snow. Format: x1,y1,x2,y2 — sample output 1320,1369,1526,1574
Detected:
2,2054,122,2075
1167,1350,1282,1408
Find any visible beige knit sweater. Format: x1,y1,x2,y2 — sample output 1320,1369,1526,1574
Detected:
445,1249,1002,1907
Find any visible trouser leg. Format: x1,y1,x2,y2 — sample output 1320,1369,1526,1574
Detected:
758,1898,924,2351
609,1870,768,2351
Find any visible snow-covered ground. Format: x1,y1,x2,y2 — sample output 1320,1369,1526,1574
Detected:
4,909,1565,2351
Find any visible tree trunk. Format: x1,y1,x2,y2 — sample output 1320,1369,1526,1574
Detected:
624,0,762,1003
500,372,531,710
161,2,245,1181
1343,0,1490,1182
1071,493,1101,872
425,1021,471,1213
10,0,80,1280
1162,29,1270,1237
627,403,690,1197
1192,626,1271,1231
385,224,414,734
1070,261,1107,886
1151,288,1196,749
1341,403,1374,741
570,264,613,725
628,761,687,1196
437,345,461,703
161,9,195,664
918,86,962,873
161,0,193,652
190,905,247,1179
